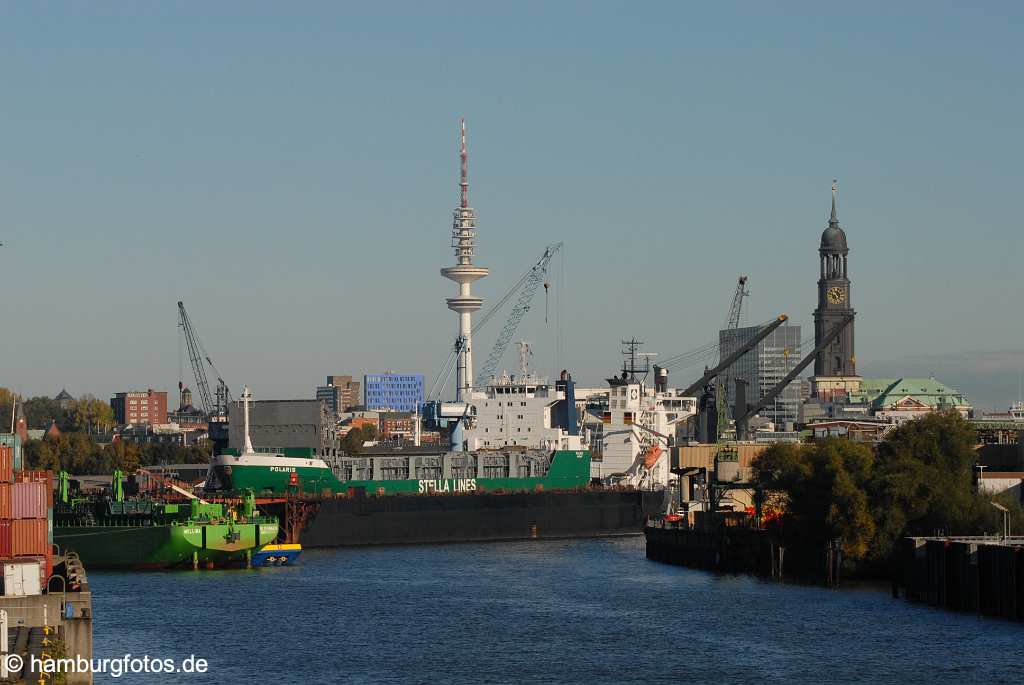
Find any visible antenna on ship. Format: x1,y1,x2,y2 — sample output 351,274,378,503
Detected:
242,386,255,455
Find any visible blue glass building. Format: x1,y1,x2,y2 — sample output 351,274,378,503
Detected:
363,373,425,412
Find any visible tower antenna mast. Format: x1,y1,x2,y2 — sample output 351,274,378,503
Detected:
441,119,489,405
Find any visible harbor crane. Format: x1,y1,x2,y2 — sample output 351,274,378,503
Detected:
681,314,788,443
177,301,231,419
681,314,789,398
425,242,563,449
719,276,749,427
733,314,854,440
473,242,562,387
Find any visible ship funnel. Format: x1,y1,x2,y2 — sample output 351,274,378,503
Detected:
654,365,669,393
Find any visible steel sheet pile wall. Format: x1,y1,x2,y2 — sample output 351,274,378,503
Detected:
901,537,1024,621
0,447,53,595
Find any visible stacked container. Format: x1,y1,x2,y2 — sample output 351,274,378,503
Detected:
0,442,52,595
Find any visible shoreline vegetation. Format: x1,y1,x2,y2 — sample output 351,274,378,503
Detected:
753,411,1023,580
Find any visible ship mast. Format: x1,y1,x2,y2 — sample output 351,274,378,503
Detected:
242,386,255,455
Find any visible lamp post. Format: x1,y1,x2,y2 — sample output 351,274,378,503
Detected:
991,501,1010,539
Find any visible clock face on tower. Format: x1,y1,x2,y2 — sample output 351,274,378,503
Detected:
827,286,846,305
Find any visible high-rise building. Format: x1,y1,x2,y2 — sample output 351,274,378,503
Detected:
111,390,168,426
720,324,802,427
316,375,360,414
363,373,424,413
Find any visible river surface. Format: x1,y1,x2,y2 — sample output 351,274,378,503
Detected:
89,536,1021,684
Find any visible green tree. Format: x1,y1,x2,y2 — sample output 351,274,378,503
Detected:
756,438,876,562
104,440,141,474
137,442,211,467
23,439,60,471
756,411,1024,578
867,411,1020,564
23,396,70,431
0,387,15,431
71,395,115,434
341,425,377,455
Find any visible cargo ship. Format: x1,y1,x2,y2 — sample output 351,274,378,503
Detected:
205,381,667,547
53,473,278,569
208,444,664,547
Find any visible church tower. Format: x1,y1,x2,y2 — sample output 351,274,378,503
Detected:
811,181,860,401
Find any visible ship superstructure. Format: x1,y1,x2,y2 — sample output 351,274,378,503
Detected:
463,341,585,452
589,340,697,487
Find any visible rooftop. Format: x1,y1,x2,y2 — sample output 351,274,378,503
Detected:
851,377,970,409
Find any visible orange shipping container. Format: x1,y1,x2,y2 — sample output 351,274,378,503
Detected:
11,519,47,556
0,446,12,483
0,520,11,557
0,483,11,519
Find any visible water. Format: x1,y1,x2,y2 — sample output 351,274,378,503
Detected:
89,537,1021,684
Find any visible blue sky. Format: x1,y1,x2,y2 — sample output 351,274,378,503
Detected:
1,2,1021,410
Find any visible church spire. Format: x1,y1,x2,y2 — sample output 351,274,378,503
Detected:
830,179,838,224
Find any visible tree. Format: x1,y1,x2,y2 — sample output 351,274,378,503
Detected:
71,395,115,434
341,425,377,455
104,440,141,474
756,411,1024,579
23,396,70,431
23,439,60,471
138,442,211,467
0,387,15,431
756,438,876,562
867,410,1018,565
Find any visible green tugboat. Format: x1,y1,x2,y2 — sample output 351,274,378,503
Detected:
53,471,279,569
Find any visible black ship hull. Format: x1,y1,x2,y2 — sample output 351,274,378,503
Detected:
292,490,666,547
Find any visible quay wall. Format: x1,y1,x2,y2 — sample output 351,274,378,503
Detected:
645,523,778,577
901,537,1024,621
0,590,93,684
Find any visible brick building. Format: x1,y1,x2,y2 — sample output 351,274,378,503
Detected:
379,412,414,439
111,390,168,426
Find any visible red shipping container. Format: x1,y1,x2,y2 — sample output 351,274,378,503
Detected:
15,471,54,508
0,446,12,483
0,520,11,557
11,519,47,556
12,482,46,519
0,483,11,519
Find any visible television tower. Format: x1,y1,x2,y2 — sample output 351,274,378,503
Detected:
441,119,488,401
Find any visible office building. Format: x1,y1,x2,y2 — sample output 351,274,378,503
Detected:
720,323,803,428
316,375,361,414
364,373,424,413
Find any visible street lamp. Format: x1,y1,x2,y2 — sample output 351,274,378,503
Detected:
991,501,1010,539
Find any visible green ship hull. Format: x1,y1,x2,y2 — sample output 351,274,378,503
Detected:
54,521,279,569
53,494,279,570
212,449,591,497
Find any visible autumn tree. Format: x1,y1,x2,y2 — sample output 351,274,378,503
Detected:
104,440,141,474
71,395,116,434
0,388,15,430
